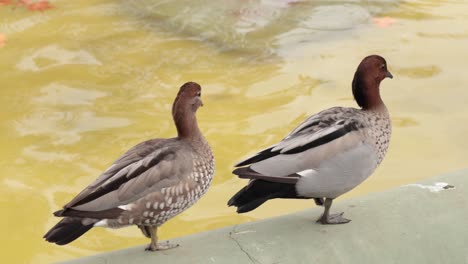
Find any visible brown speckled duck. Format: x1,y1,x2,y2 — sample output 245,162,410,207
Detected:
228,55,392,224
44,82,215,251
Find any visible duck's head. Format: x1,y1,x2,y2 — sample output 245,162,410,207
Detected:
172,82,203,115
352,55,393,110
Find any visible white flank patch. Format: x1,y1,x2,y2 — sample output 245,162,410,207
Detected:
297,169,316,177
94,219,108,227
296,143,377,198
405,182,455,193
118,204,133,211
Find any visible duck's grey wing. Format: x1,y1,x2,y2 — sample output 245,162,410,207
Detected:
235,107,360,166
234,107,365,182
58,138,192,215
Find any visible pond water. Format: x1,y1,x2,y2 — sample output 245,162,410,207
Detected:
1,0,467,262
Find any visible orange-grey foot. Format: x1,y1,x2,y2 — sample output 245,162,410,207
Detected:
144,226,179,251
316,212,351,225
315,198,351,225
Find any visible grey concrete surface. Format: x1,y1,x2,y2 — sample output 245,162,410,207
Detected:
62,169,468,264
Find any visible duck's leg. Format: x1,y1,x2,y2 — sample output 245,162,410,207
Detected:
314,198,324,206
138,225,151,238
145,226,179,251
316,198,351,225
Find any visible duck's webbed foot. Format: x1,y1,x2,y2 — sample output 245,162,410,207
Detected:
145,226,180,251
145,241,179,251
316,198,351,225
316,212,351,225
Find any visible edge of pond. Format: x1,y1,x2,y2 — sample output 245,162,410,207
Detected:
60,168,468,264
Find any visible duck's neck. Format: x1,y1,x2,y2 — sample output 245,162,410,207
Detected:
352,73,386,112
172,106,203,144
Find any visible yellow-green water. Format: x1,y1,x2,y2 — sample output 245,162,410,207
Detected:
1,0,468,262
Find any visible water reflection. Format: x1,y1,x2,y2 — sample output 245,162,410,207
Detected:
125,0,398,54
16,110,131,144
395,65,441,79
17,45,102,72
34,83,107,105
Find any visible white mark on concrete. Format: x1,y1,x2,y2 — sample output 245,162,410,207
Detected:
229,226,259,264
405,182,455,193
233,230,257,235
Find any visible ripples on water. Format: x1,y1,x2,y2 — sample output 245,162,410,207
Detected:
1,0,467,262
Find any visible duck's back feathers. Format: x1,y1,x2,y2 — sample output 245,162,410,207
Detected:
62,138,194,214
235,107,365,174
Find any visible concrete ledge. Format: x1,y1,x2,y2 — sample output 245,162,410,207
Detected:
63,169,468,264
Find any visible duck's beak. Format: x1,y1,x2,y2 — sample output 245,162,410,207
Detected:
386,71,393,79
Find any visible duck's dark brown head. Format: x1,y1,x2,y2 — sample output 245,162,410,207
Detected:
172,82,204,140
172,82,203,115
352,55,393,110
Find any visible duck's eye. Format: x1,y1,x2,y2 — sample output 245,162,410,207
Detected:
380,64,386,70
196,91,201,97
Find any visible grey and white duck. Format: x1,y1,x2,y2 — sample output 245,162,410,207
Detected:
228,55,393,224
44,82,215,250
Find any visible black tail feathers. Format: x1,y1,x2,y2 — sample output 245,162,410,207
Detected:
228,180,309,213
44,217,94,245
